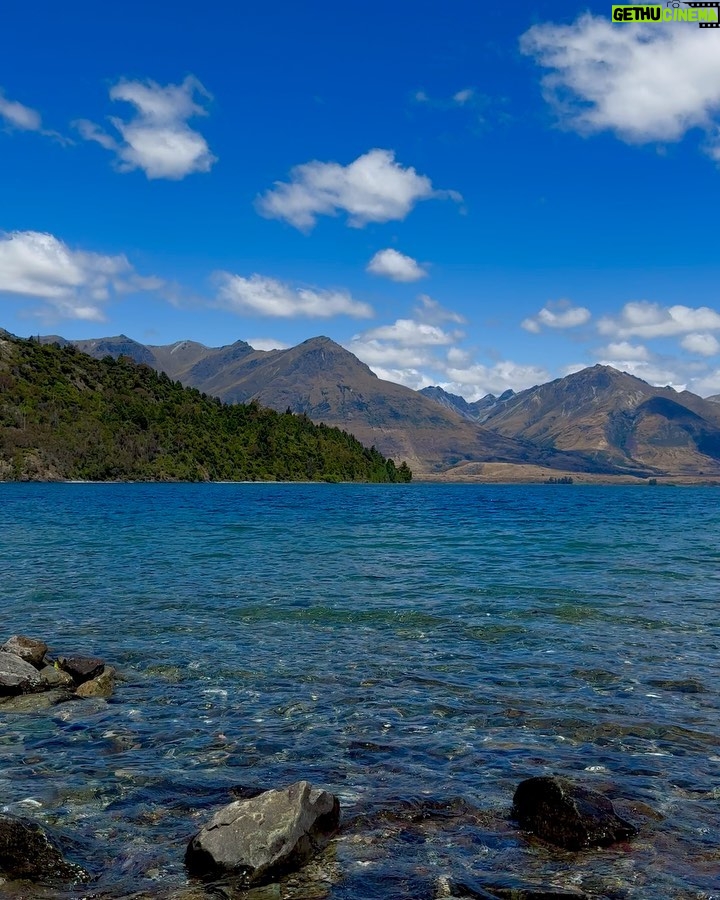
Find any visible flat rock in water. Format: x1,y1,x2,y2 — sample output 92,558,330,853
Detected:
57,656,104,684
438,875,588,899
0,689,77,713
0,653,44,695
1,635,48,668
75,666,115,698
185,780,340,883
512,776,638,850
0,815,89,882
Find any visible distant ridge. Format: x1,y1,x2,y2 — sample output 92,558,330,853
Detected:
420,385,515,421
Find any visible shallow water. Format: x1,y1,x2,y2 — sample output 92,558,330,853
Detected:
1,483,719,898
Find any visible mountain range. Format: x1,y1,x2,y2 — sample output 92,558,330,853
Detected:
35,331,720,480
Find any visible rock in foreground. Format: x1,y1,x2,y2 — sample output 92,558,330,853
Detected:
0,815,89,883
0,652,44,695
75,665,115,698
185,781,340,884
1,634,48,667
512,776,637,850
58,656,105,684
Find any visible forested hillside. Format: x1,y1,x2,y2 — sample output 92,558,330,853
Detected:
0,335,412,483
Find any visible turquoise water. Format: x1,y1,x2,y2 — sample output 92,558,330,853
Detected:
1,483,719,898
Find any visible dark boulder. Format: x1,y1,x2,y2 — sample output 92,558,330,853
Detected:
185,781,340,884
57,656,104,684
0,815,89,882
512,776,637,850
0,653,44,695
1,635,48,668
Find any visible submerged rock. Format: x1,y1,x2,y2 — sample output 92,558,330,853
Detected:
0,653,44,695
39,664,75,689
57,656,104,685
437,874,588,899
512,776,638,850
185,780,340,884
1,635,48,668
75,665,115,698
0,688,76,713
0,814,89,882
648,677,706,694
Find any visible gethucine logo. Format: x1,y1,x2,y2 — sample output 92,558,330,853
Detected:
612,2,720,25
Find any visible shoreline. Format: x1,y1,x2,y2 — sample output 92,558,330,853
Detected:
1,473,720,486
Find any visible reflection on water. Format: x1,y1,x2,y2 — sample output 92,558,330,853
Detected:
1,483,719,898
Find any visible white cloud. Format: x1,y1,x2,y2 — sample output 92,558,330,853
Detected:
596,357,686,391
76,76,216,180
681,332,720,356
579,338,720,395
215,273,373,319
366,248,427,282
690,370,720,395
256,148,461,230
0,89,67,142
453,88,475,105
447,346,470,366
520,13,720,159
414,87,480,109
347,339,436,370
562,362,589,377
598,301,720,339
443,361,550,400
597,341,650,361
416,294,466,325
0,231,159,321
246,337,289,351
0,89,42,131
364,365,435,392
355,319,459,347
346,297,545,398
346,295,466,385
522,300,591,332
347,303,461,388
347,332,454,393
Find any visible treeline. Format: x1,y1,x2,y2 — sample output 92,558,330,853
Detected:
0,336,412,483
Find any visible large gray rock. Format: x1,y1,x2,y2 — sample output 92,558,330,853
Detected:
0,653,44,695
1,635,48,668
0,815,89,882
512,776,638,850
185,781,340,883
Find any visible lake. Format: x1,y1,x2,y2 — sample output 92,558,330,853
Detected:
1,483,719,898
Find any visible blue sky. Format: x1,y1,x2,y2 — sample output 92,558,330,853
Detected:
3,0,720,398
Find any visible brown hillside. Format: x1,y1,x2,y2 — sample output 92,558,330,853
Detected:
481,365,720,476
